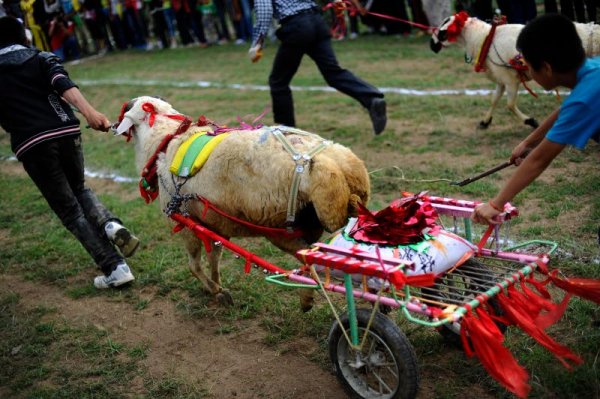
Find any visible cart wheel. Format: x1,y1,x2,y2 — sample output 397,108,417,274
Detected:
328,308,419,399
421,258,506,345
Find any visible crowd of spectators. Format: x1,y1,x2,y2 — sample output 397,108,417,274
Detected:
0,0,254,60
1,0,599,62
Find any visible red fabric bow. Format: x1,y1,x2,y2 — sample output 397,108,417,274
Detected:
142,102,158,127
446,11,469,42
349,193,439,246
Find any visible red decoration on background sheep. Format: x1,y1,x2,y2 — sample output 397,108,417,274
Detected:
446,11,469,42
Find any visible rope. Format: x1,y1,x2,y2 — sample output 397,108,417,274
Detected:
369,166,454,184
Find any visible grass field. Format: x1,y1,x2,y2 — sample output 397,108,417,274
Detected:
1,33,599,398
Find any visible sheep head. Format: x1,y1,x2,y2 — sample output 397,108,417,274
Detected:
115,96,185,173
430,11,471,53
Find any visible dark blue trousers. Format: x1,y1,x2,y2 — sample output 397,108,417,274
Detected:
269,10,383,127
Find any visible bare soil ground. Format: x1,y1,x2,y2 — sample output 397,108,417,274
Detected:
1,271,499,399
1,273,347,398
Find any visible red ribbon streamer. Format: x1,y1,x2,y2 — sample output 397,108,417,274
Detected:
461,308,531,398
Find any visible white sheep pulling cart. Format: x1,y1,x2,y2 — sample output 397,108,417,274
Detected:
114,99,599,399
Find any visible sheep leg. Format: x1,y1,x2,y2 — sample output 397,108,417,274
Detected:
182,233,232,305
299,287,315,313
207,242,233,306
479,84,505,129
506,83,539,128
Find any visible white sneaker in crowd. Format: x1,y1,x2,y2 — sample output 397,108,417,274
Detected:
94,263,135,289
104,221,140,257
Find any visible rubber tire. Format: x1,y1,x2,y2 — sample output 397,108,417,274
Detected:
328,308,419,399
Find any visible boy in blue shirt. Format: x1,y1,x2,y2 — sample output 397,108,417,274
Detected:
472,14,599,238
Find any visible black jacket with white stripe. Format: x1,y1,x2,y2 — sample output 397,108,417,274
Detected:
0,45,80,159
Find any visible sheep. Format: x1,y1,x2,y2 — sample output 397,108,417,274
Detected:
115,96,370,310
430,12,600,129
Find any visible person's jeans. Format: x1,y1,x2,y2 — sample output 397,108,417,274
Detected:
21,135,123,275
269,11,383,126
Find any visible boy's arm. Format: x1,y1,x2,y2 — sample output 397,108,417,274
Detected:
472,138,566,225
62,87,111,132
511,107,560,164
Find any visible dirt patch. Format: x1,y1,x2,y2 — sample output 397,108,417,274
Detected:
1,274,346,398
0,272,492,399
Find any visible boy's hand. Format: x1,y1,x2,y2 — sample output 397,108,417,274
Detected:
510,141,531,166
86,110,111,132
471,203,502,225
248,45,262,63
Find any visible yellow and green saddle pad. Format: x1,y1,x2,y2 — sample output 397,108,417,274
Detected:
170,131,229,177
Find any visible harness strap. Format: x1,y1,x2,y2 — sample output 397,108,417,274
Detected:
195,195,305,238
474,14,506,73
140,117,193,203
270,127,331,224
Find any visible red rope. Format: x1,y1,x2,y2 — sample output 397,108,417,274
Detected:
364,11,433,31
330,2,435,33
195,195,306,239
474,15,506,72
139,117,192,203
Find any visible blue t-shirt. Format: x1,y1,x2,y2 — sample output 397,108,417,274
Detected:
546,57,600,150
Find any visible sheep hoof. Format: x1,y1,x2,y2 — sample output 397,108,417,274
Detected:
525,118,539,128
216,290,234,307
478,118,492,129
299,289,315,313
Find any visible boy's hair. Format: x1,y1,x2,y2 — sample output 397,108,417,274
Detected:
0,16,27,48
517,13,585,73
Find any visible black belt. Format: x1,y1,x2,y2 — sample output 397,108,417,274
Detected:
280,7,320,24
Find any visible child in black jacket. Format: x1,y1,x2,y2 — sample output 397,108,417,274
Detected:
0,16,139,288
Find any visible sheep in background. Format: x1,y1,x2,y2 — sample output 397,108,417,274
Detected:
430,12,600,129
116,96,370,310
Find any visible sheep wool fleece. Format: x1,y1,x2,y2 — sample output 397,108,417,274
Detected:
546,57,600,150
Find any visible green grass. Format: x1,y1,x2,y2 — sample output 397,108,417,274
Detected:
1,34,599,398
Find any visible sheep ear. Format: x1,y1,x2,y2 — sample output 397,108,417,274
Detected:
308,157,351,232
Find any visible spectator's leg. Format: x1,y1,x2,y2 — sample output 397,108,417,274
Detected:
268,19,311,126
560,0,576,20
585,0,596,20
545,0,559,13
307,16,383,109
214,0,231,41
574,0,587,20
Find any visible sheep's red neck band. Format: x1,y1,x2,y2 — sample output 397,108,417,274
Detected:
446,11,469,42
140,117,193,203
474,14,507,73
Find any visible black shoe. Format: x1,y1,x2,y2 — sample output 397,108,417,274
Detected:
369,98,387,135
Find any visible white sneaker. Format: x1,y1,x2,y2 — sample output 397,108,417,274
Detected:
104,221,140,257
94,263,135,289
